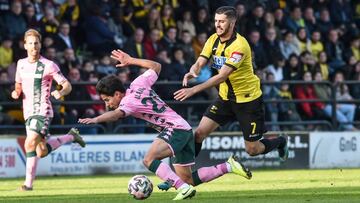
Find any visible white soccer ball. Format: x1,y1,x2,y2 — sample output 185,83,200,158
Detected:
128,175,153,200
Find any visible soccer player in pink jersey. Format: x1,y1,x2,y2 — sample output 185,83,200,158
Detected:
78,50,252,200
11,29,86,191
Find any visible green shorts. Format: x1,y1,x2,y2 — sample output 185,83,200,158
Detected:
157,127,195,166
25,115,52,138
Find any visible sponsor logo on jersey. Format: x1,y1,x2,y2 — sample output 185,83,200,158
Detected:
229,52,243,63
211,55,227,69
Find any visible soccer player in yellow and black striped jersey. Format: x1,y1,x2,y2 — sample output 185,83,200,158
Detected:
174,6,288,161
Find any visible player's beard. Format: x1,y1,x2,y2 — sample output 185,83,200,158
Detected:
216,25,231,38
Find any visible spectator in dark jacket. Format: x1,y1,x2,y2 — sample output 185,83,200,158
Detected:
0,1,26,40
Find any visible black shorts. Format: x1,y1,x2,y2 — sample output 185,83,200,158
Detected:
204,96,266,141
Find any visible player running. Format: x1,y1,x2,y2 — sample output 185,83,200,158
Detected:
78,50,252,200
12,29,86,191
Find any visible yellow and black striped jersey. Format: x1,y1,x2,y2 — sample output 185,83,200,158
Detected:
200,32,262,103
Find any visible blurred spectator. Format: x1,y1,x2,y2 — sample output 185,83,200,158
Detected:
192,31,207,58
325,29,346,72
128,0,152,28
161,4,176,30
84,5,118,57
178,30,195,66
278,83,304,131
263,72,280,131
246,3,266,36
160,26,178,53
283,53,302,80
169,47,188,80
263,27,282,66
145,7,163,34
60,48,80,76
264,12,280,37
194,6,212,35
0,1,26,40
274,7,287,33
144,28,162,60
108,8,127,48
265,55,285,81
96,54,116,77
80,59,95,80
295,27,310,53
53,21,76,52
347,37,360,61
24,3,39,29
12,38,26,62
317,8,333,38
177,9,195,38
329,0,353,28
248,29,267,69
303,7,317,34
299,51,317,75
317,51,330,81
42,36,55,49
0,37,13,69
314,71,357,131
85,71,105,115
279,30,300,59
57,0,80,27
64,68,92,124
309,30,324,61
43,46,59,65
39,7,60,37
123,27,146,80
0,70,14,125
285,5,307,34
294,71,328,121
234,1,247,35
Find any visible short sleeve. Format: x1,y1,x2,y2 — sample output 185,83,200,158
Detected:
199,34,216,59
49,62,67,84
224,42,248,70
130,69,158,88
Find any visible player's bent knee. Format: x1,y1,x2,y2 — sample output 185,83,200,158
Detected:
245,146,260,156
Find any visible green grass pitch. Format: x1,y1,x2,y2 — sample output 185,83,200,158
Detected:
1,169,360,202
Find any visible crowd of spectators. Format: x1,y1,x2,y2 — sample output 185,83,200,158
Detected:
0,0,359,133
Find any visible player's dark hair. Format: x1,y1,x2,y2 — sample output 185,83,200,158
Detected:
215,6,237,21
96,75,126,96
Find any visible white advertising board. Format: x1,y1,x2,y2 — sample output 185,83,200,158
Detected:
0,134,160,178
310,132,360,168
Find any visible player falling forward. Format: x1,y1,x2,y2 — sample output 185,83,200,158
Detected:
78,50,252,200
12,29,86,191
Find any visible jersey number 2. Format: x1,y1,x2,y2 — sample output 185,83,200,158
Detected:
141,97,166,113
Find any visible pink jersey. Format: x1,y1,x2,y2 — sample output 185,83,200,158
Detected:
119,69,191,130
15,56,67,120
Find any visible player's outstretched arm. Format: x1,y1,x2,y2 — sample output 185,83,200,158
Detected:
11,82,22,99
183,57,208,87
110,49,161,75
51,80,72,99
78,109,125,124
174,64,234,101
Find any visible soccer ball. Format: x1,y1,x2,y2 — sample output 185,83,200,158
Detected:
128,175,153,200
